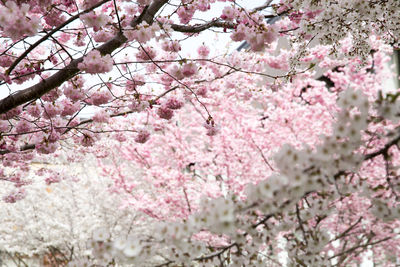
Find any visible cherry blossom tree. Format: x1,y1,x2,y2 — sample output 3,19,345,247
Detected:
0,0,400,266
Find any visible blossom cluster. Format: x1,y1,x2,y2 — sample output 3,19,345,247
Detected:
78,50,113,74
125,22,160,43
81,88,400,266
80,11,110,32
169,62,198,80
0,2,40,40
280,0,400,60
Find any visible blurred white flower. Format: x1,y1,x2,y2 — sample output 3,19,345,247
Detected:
123,237,142,257
93,227,110,242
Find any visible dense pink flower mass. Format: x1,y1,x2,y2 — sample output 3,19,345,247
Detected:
78,50,113,74
0,2,40,40
0,0,400,266
80,11,110,32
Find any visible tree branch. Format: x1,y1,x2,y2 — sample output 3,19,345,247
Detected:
253,0,274,12
0,0,169,115
170,19,235,33
364,130,400,160
6,0,112,76
329,236,391,261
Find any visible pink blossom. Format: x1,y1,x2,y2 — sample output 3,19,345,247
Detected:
162,40,182,52
3,189,26,203
134,129,150,144
204,122,220,136
0,120,9,132
195,0,211,11
262,25,278,44
133,23,154,43
41,88,62,102
136,46,156,61
246,32,265,51
182,62,198,77
177,6,195,24
197,45,210,58
230,24,247,42
114,132,126,142
165,97,184,110
221,6,236,21
80,133,95,147
93,30,114,43
45,175,61,185
80,0,103,9
44,10,66,27
161,73,174,86
43,102,62,118
92,109,110,123
126,78,145,91
0,2,41,41
69,117,80,127
89,90,112,106
15,120,31,134
26,104,41,117
58,32,72,43
0,107,22,120
78,50,113,74
266,54,289,70
80,11,110,32
47,131,61,143
169,65,184,80
129,100,149,112
157,105,174,120
0,73,11,84
61,99,81,116
0,53,13,67
64,85,85,102
196,86,208,97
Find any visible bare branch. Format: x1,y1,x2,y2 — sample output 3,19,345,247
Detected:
253,0,274,12
170,19,235,33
